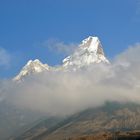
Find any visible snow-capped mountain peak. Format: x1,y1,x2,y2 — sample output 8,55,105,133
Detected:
13,59,49,81
80,36,104,54
13,36,110,81
62,36,109,68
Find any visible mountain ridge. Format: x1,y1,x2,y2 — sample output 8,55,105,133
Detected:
14,36,109,81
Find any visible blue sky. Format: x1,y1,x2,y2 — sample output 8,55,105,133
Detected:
0,0,140,78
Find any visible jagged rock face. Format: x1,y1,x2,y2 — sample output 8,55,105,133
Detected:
62,36,109,68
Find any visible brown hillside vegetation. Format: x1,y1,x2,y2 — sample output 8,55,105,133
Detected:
58,131,140,140
12,103,140,140
65,132,112,140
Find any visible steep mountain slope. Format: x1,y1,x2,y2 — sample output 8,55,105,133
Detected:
9,116,62,140
39,103,140,140
12,103,140,140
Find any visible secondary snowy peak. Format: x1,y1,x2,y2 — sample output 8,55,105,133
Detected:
62,36,109,68
13,59,49,81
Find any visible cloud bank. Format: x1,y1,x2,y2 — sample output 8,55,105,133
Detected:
1,44,140,117
0,47,11,68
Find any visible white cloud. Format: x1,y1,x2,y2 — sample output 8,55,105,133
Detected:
41,39,78,55
0,47,11,69
1,43,140,117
